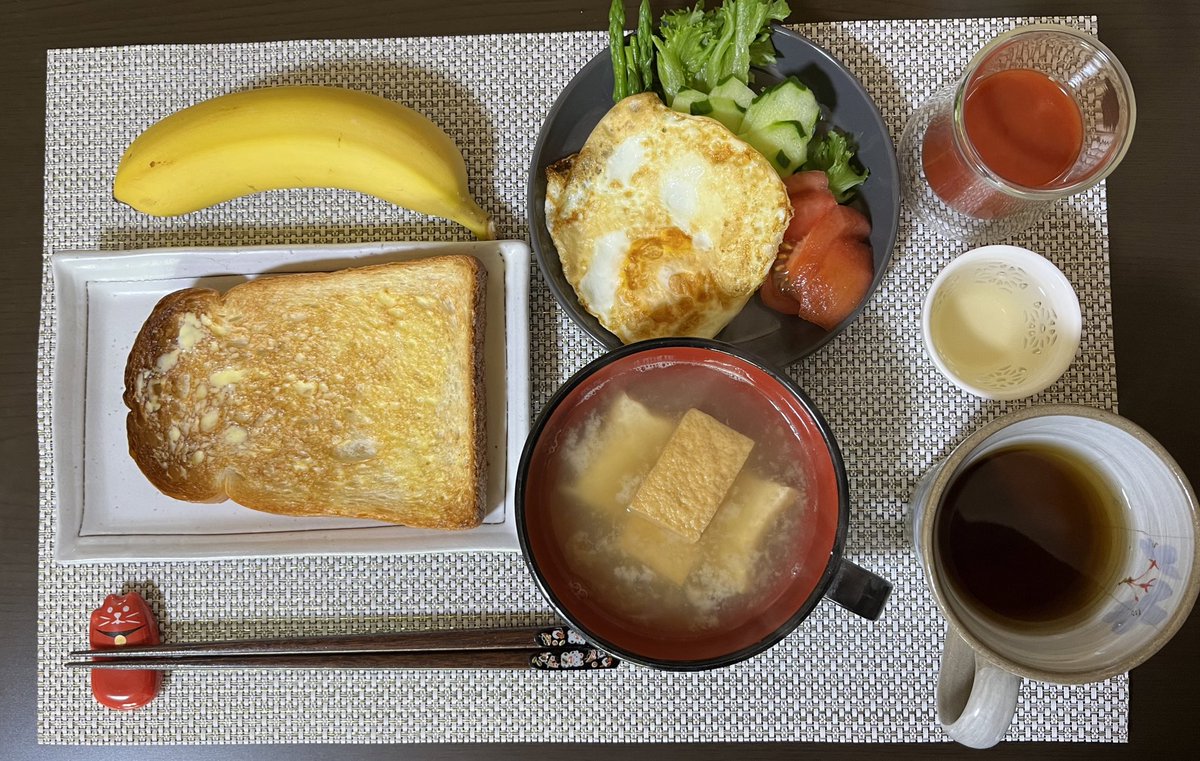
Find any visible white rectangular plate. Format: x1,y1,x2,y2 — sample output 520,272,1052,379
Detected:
51,241,531,563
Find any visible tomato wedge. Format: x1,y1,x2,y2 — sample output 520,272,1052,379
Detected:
783,171,838,242
759,246,803,313
761,171,875,330
783,170,831,195
780,205,874,330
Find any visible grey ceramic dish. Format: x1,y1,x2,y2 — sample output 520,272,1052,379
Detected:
526,25,901,367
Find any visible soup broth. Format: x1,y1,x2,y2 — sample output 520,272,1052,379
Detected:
532,357,834,657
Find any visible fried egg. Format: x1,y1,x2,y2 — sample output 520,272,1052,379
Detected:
545,93,791,343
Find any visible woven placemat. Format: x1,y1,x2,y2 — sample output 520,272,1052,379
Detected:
38,16,1126,744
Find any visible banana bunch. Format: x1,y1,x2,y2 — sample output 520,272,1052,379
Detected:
113,85,494,239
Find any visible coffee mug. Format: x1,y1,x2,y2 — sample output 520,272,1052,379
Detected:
907,405,1199,748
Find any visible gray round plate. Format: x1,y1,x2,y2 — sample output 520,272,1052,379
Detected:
527,25,900,367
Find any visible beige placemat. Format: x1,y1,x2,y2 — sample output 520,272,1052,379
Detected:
38,15,1126,743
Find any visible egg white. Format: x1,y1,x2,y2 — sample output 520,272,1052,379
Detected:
545,93,791,344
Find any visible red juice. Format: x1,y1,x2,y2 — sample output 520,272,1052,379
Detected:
923,68,1085,218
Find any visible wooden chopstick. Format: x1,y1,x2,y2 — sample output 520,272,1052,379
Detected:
66,625,621,671
66,649,549,670
69,625,549,659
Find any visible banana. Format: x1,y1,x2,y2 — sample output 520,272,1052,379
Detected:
113,85,494,239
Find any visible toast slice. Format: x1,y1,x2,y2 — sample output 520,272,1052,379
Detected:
122,255,487,529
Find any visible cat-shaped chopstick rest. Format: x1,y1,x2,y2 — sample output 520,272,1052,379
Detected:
88,591,161,709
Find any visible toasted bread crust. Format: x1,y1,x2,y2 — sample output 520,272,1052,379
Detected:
124,288,229,503
122,256,487,528
467,256,487,523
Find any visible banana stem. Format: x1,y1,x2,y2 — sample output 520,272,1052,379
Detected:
458,204,495,240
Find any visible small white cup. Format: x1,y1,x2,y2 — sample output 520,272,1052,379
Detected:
907,406,1200,748
922,245,1081,400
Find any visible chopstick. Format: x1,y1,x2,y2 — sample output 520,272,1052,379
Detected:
70,625,548,659
66,625,620,671
69,650,552,670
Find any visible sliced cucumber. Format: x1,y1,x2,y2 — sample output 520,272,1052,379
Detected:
709,75,756,110
670,89,743,133
700,95,744,133
740,121,809,177
739,77,820,138
670,89,708,115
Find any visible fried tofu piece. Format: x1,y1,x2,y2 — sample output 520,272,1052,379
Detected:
619,513,701,584
620,470,796,587
701,472,798,592
629,408,754,542
567,393,676,516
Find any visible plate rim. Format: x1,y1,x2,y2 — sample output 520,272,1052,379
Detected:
49,240,531,563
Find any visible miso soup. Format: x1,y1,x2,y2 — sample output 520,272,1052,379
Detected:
522,348,842,664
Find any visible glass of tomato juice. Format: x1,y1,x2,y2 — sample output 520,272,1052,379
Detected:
898,25,1135,244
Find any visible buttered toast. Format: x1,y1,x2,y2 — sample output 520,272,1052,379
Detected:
122,255,486,529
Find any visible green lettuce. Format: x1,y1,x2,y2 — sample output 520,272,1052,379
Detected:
609,0,790,103
804,130,869,202
657,0,789,101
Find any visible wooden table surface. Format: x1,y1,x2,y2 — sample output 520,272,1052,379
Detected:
3,1,1197,758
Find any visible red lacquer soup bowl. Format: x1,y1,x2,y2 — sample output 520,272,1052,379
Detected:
516,338,892,670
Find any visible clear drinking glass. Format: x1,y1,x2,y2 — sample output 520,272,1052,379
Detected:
898,25,1136,244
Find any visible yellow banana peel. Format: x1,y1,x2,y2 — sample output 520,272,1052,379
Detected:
113,85,494,240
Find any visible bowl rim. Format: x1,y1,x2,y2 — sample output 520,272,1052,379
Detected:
514,337,851,671
920,244,1082,400
525,24,901,365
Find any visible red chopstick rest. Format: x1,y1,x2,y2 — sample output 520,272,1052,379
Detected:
88,591,162,710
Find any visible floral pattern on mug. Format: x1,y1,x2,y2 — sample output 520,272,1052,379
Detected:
1105,536,1179,633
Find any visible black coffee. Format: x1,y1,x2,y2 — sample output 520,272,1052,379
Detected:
935,443,1126,629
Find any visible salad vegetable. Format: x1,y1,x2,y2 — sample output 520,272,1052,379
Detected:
609,0,656,101
805,130,870,202
610,0,787,103
607,0,867,200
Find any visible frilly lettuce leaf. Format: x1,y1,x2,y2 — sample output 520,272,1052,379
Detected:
608,0,790,103
804,130,869,202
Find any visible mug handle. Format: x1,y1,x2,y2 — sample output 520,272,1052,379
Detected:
823,558,892,620
937,625,1021,748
